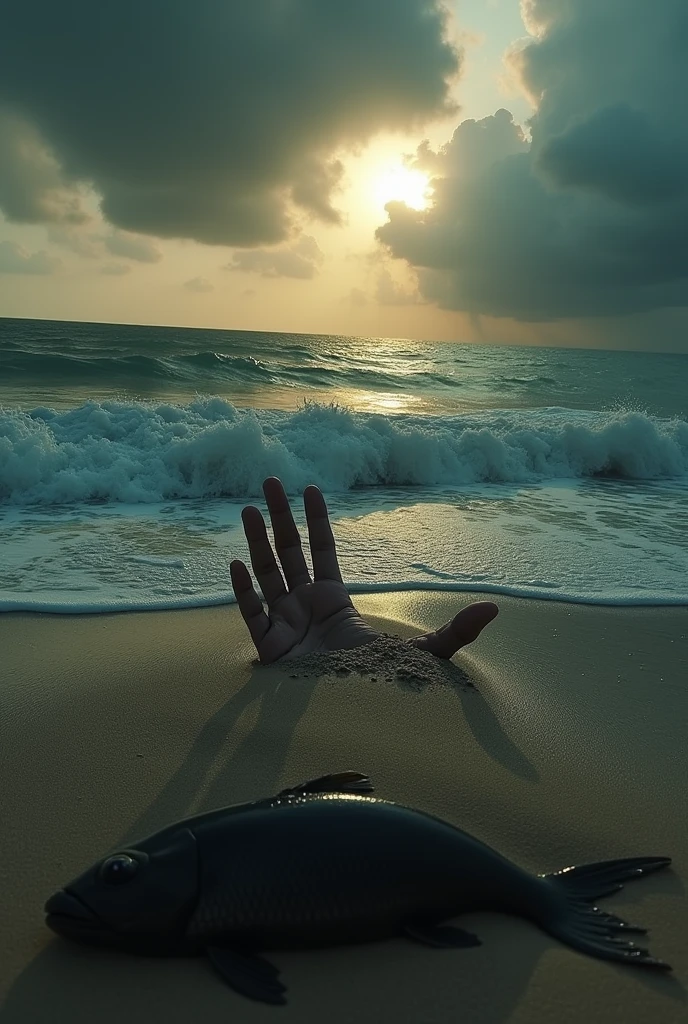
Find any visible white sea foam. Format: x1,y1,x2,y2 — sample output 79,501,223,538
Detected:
1,399,686,505
127,555,186,568
2,481,687,611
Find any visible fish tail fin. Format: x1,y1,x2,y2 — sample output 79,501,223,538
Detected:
542,856,672,971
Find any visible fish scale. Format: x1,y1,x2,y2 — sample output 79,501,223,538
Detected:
190,798,392,941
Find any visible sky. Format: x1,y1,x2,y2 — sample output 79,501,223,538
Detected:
0,0,687,351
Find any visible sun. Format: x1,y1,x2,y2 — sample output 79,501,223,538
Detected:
373,164,431,211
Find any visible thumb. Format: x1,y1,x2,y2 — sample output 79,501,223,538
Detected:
408,601,499,659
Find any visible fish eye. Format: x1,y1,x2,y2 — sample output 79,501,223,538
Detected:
99,854,139,885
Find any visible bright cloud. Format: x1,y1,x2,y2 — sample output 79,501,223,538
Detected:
225,236,325,280
377,0,688,321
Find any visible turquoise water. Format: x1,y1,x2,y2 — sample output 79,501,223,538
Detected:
2,317,686,418
1,317,687,610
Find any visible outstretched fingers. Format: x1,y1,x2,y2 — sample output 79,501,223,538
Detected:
240,504,287,605
262,477,312,590
304,485,343,583
230,560,270,648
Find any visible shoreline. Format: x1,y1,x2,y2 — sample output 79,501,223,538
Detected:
2,593,686,1022
3,585,688,616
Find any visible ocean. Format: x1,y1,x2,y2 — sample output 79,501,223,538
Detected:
1,316,687,612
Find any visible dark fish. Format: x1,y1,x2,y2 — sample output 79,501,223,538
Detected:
45,771,672,1005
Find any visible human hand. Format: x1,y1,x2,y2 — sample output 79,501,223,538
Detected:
230,478,498,665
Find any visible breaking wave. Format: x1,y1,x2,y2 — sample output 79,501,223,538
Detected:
1,398,686,505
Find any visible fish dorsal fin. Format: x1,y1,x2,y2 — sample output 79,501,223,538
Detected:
128,774,374,850
278,771,373,797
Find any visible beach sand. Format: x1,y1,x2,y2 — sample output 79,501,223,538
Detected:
1,594,686,1023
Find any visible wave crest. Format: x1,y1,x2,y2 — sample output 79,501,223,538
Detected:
1,399,686,504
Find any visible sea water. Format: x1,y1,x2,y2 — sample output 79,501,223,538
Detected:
1,317,687,612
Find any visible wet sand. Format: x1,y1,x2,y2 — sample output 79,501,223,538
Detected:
1,593,686,1023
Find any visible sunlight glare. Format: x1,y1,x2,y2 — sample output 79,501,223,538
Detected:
373,165,431,211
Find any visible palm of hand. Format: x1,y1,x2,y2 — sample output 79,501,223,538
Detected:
230,478,498,665
253,580,377,664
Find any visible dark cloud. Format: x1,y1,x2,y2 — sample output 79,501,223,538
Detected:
0,1,459,247
224,235,324,279
0,240,61,274
537,105,688,206
290,159,345,225
0,108,87,225
47,225,162,263
375,269,421,305
377,0,688,322
184,276,214,293
103,231,162,263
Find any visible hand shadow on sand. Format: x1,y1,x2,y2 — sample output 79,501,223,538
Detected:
124,620,539,845
121,660,320,844
451,681,539,783
366,614,539,783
